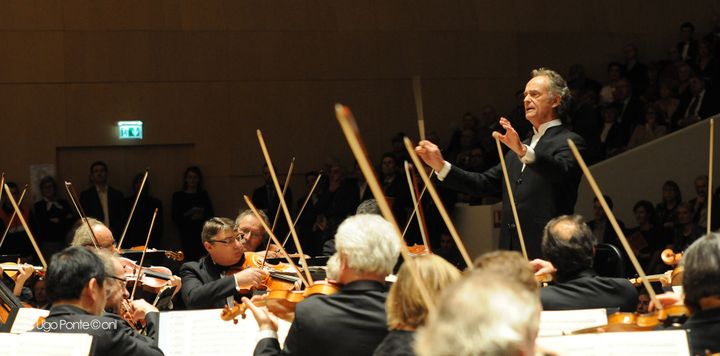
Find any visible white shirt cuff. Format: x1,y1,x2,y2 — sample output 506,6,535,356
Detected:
257,329,278,342
436,161,452,181
519,145,535,165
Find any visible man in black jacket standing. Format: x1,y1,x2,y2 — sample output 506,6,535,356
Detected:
416,68,585,259
79,161,126,239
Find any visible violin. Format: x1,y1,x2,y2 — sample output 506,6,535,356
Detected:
407,244,429,256
119,298,147,331
0,262,45,279
221,279,340,323
120,246,184,262
572,304,691,334
119,257,174,294
230,252,298,294
661,248,682,266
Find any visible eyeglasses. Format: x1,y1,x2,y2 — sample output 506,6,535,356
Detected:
210,234,245,245
108,275,128,287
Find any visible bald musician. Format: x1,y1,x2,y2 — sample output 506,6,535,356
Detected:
180,217,267,309
415,68,585,259
69,218,182,306
538,215,637,312
244,214,400,356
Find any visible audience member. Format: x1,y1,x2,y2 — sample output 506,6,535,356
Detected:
172,166,214,262
79,161,126,239
31,176,74,258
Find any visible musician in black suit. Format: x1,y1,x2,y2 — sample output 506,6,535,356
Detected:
35,246,163,356
245,214,401,356
179,217,267,310
538,215,637,312
416,68,585,259
676,232,720,355
79,161,126,239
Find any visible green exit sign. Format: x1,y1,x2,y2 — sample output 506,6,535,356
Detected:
118,121,143,140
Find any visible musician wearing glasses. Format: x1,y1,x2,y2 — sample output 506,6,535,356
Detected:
180,217,268,309
234,209,281,258
96,251,161,347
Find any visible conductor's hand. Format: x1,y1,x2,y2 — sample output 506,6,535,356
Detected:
415,140,445,172
242,296,279,331
492,117,527,157
233,268,268,289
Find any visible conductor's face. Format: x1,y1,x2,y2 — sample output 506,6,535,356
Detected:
523,75,559,127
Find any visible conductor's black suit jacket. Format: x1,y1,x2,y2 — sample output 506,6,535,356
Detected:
442,125,585,259
253,280,389,356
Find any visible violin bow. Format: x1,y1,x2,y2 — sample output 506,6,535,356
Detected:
494,135,529,260
256,130,313,285
707,119,714,236
2,184,47,269
403,137,474,269
244,196,310,288
269,158,295,233
400,171,434,240
130,208,158,301
567,139,662,311
412,75,426,141
279,172,323,250
0,173,5,206
336,104,436,313
64,182,100,250
260,158,295,267
0,184,29,250
117,169,149,251
403,162,431,252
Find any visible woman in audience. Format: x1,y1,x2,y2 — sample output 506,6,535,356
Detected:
672,202,704,252
656,180,682,240
627,104,668,149
626,200,669,274
172,166,215,262
655,81,681,125
374,254,461,356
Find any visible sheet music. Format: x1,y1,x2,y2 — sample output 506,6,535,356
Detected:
536,330,690,355
158,308,291,356
538,308,607,337
0,332,93,356
10,307,50,333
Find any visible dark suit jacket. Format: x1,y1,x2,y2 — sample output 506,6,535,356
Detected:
180,255,246,309
254,280,389,356
79,185,126,238
681,307,720,356
35,304,163,356
441,125,585,259
540,269,638,312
